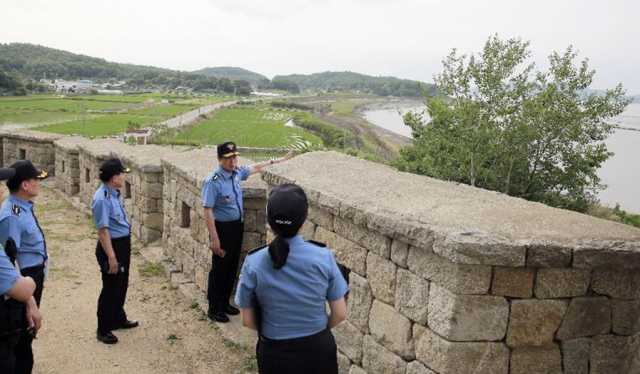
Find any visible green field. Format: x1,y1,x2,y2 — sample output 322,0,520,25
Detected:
174,107,323,150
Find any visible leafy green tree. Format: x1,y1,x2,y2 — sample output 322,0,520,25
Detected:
394,35,630,212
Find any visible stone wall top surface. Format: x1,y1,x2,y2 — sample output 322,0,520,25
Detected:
77,138,131,159
54,136,94,152
162,147,266,197
0,129,66,142
110,144,173,173
262,152,640,267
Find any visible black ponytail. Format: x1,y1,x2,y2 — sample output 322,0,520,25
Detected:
268,235,290,269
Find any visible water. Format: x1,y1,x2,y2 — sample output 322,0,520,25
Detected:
364,103,640,214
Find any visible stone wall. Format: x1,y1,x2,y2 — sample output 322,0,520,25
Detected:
261,151,640,374
161,148,267,294
54,136,93,196
0,129,64,174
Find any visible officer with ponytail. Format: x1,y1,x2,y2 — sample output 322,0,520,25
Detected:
235,184,349,374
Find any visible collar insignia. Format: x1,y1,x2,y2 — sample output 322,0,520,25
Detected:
11,204,20,217
104,189,110,199
213,173,220,181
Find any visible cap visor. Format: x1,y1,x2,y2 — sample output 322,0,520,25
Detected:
36,171,48,179
0,168,16,180
221,151,240,158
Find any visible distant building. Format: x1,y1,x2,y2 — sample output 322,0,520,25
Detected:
97,89,124,95
55,79,93,92
123,128,152,145
250,91,283,97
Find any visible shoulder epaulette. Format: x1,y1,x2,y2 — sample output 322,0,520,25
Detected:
247,245,267,255
212,173,220,181
11,204,20,217
306,240,326,248
104,189,110,199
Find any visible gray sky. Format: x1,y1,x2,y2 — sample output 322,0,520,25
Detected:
1,0,639,93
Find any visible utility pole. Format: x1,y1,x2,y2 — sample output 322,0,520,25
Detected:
82,101,87,137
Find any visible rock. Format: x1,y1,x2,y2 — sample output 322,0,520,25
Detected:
390,239,409,268
337,351,351,374
428,284,508,341
490,266,535,298
369,300,415,360
315,227,367,276
366,252,397,304
561,338,590,374
556,297,611,340
395,268,430,324
591,268,640,299
510,345,562,374
348,365,367,374
334,216,391,258
534,268,590,298
590,334,640,374
413,324,509,374
506,299,568,347
611,298,640,335
334,321,364,364
346,273,373,334
433,229,526,266
406,360,436,374
308,204,335,230
361,335,407,374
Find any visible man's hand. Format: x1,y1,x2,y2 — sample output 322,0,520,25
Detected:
108,256,118,274
209,237,226,258
283,151,294,161
25,296,42,334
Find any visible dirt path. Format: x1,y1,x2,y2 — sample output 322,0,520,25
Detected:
30,185,256,374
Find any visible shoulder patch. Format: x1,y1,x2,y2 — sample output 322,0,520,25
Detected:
213,173,220,181
11,204,20,217
104,189,110,199
306,240,327,248
247,245,267,255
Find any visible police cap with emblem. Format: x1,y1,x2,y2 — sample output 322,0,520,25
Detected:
99,157,130,182
217,141,239,158
6,160,47,190
267,184,308,237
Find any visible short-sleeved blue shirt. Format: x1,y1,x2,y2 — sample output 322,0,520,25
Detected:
0,195,47,269
92,183,130,239
235,235,349,340
201,165,250,222
0,246,20,295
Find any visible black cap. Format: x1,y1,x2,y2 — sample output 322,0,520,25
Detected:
0,168,16,181
6,160,47,189
267,184,308,237
99,157,130,182
217,141,239,158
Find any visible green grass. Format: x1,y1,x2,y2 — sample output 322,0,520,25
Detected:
174,107,322,149
330,100,374,118
138,261,166,277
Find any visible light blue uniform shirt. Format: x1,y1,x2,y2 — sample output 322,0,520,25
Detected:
0,195,47,269
235,235,349,340
201,166,250,222
0,246,20,295
92,184,131,239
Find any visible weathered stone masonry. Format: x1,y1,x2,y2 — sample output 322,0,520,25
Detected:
1,130,639,373
1,129,64,175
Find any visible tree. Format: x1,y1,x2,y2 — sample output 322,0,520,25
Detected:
394,35,630,212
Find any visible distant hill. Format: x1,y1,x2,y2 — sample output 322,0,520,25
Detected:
192,67,267,86
273,71,438,98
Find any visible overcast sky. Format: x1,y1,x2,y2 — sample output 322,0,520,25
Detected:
1,0,639,93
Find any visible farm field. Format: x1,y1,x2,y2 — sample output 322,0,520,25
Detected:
174,107,323,150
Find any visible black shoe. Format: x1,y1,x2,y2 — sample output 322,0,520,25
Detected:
116,320,139,329
97,330,118,344
222,305,240,316
207,310,230,323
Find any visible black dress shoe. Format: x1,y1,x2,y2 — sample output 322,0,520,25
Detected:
97,331,118,344
222,305,240,316
117,320,139,329
207,310,230,323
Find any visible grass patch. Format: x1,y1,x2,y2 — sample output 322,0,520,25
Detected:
166,333,180,345
36,202,74,212
189,300,199,309
242,357,258,372
138,261,166,277
132,246,140,256
140,294,150,303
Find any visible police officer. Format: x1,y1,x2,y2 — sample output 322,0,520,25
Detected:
0,161,48,374
92,157,138,344
202,141,293,322
235,184,348,374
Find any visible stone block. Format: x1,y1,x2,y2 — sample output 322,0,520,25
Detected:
361,335,407,374
573,241,640,270
143,213,164,231
526,242,572,268
590,334,640,374
243,210,257,232
390,239,409,268
334,216,391,258
333,321,363,364
406,360,436,374
348,365,366,374
256,209,267,234
346,273,373,334
308,204,334,230
407,246,491,295
243,198,266,211
556,297,611,340
413,324,509,374
366,252,396,304
300,220,317,241
395,268,429,324
157,198,164,214
315,227,367,276
433,229,526,266
428,284,508,342
612,298,640,335
369,300,415,360
534,268,590,299
337,351,350,374
490,266,535,298
510,345,562,374
241,232,263,252
561,338,590,374
591,268,640,299
506,299,568,347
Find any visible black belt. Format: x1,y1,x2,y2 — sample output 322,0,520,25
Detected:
111,235,131,243
215,218,243,227
259,329,328,346
21,263,45,275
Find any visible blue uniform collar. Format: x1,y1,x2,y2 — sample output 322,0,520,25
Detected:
215,166,238,180
8,194,33,211
102,184,121,197
283,235,304,245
